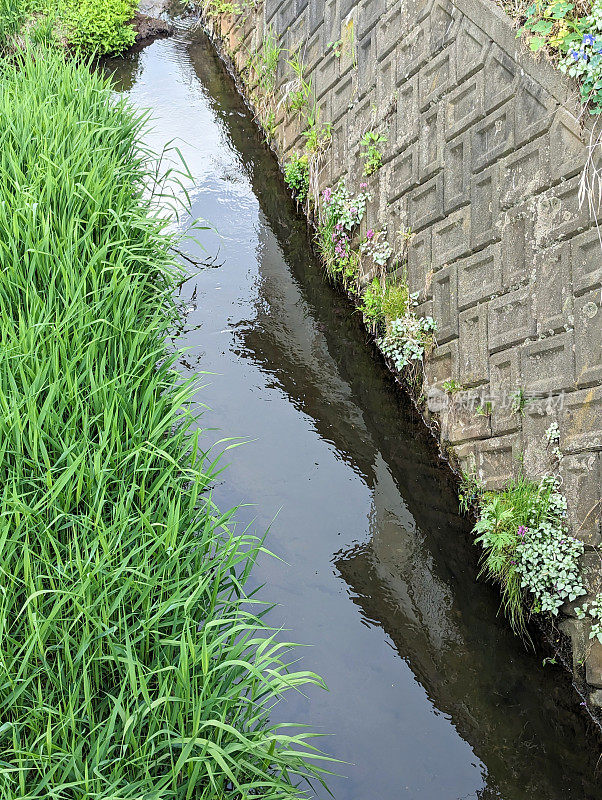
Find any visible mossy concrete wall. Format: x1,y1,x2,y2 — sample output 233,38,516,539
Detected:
201,0,602,704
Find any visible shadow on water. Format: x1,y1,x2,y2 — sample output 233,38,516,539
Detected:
105,21,602,800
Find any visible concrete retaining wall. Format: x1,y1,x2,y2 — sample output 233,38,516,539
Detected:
201,0,602,705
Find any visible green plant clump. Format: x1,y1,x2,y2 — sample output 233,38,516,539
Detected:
473,475,586,636
359,276,411,333
360,130,387,176
316,181,370,280
58,0,136,53
249,25,281,94
378,303,437,374
0,0,137,54
0,49,328,798
520,0,602,113
284,152,309,202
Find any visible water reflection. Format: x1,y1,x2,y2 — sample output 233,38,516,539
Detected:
105,23,602,800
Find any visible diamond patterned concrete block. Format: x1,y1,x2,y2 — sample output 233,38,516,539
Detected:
433,263,459,342
575,290,602,388
521,332,576,396
395,75,420,149
459,303,489,385
389,144,419,200
314,51,339,98
472,102,514,171
407,227,433,297
521,403,558,479
457,243,502,310
514,76,556,147
549,107,586,181
586,640,602,688
418,104,444,180
476,432,523,489
376,3,403,61
534,176,591,247
571,228,602,296
560,453,602,546
499,136,551,210
471,165,500,249
429,0,462,53
455,16,489,82
432,206,471,267
483,45,518,113
419,46,456,110
534,243,573,335
561,387,602,454
444,388,493,443
307,0,324,34
348,95,375,149
396,22,429,82
443,131,470,213
275,0,297,34
488,287,536,352
376,51,397,109
489,346,521,435
332,73,354,122
499,205,533,289
409,175,444,230
424,338,460,388
357,29,376,98
445,72,484,140
358,0,386,37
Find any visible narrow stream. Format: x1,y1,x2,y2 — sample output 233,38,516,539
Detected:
106,20,602,800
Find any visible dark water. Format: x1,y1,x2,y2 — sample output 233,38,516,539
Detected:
105,22,602,800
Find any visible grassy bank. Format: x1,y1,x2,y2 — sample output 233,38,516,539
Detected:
0,0,138,54
0,48,327,798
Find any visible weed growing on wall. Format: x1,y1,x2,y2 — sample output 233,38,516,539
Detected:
359,276,410,332
282,48,312,113
378,303,437,375
471,474,587,635
576,595,602,643
249,25,281,94
284,152,309,203
360,226,393,266
360,130,387,176
359,277,386,328
316,181,370,280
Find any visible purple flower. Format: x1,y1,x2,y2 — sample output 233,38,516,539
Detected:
570,49,580,60
367,229,374,240
360,182,368,189
323,187,332,203
518,525,528,537
583,33,595,46
350,207,357,216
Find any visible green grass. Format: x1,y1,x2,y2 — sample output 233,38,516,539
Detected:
0,48,329,798
0,0,30,44
0,0,137,54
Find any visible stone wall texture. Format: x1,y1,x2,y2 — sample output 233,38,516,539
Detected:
203,0,602,702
